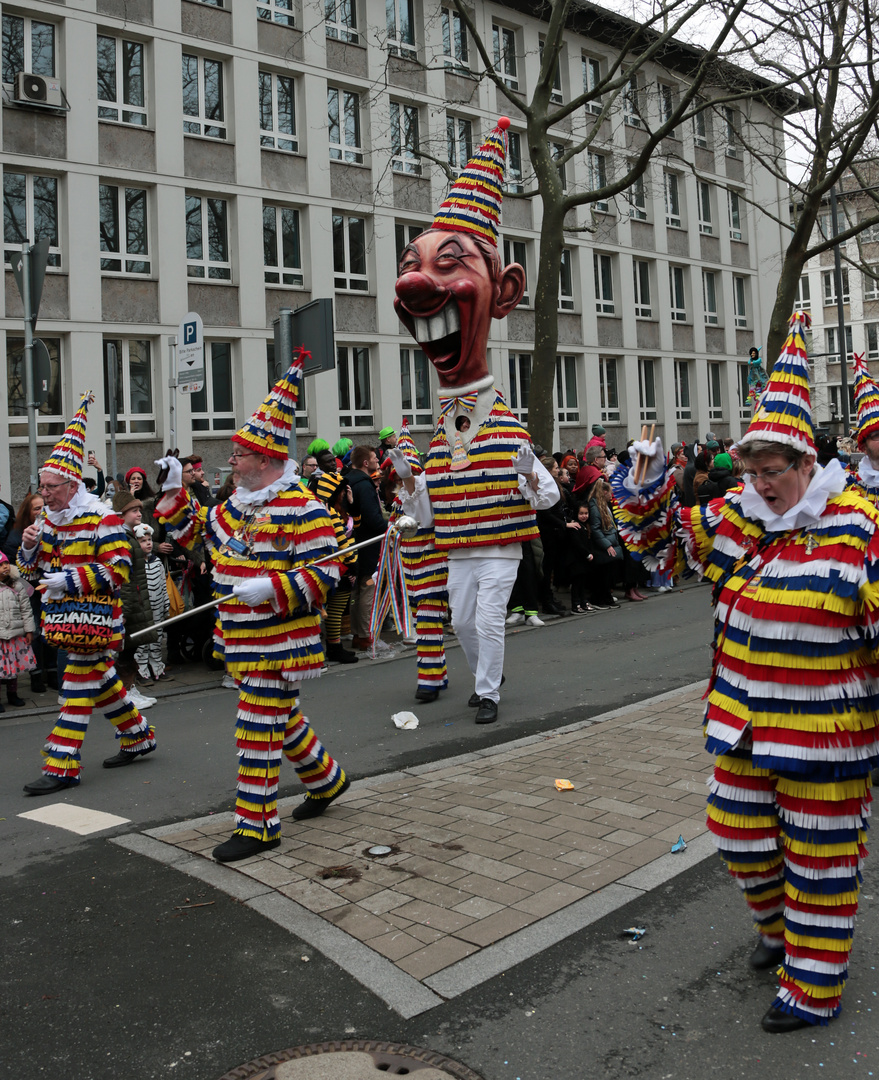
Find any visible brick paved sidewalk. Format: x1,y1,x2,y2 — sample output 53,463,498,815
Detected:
145,682,714,986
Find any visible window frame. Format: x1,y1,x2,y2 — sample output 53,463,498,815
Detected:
633,258,652,318
669,265,687,322
692,105,708,148
395,221,424,267
697,181,713,235
638,356,657,422
400,346,433,428
257,0,295,27
794,274,811,310
702,270,719,326
825,325,853,364
733,275,749,328
185,193,232,281
708,361,723,421
822,268,851,306
664,171,682,228
658,83,675,126
182,52,226,140
865,266,879,302
723,105,739,157
867,323,879,362
325,0,358,44
587,151,608,212
673,358,691,421
2,13,56,85
446,114,473,174
390,100,421,175
332,212,368,292
623,71,642,127
7,334,63,439
263,203,303,286
582,54,602,115
492,23,519,91
558,247,574,312
507,352,532,422
386,0,416,60
727,188,743,241
99,183,151,276
441,6,468,72
539,35,563,105
259,69,297,153
555,354,579,424
327,86,363,164
97,34,147,127
594,252,615,315
3,170,61,268
599,355,620,423
102,338,156,436
505,131,524,194
626,172,647,221
337,344,374,428
502,237,529,305
191,341,236,432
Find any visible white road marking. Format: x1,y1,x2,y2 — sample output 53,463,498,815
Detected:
18,804,131,835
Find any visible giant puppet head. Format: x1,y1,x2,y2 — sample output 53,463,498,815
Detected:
394,118,525,389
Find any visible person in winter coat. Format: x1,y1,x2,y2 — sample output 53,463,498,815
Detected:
347,445,388,652
584,423,607,453
132,523,172,684
698,451,739,501
113,490,158,707
565,501,595,612
692,451,715,504
587,478,645,604
0,552,36,709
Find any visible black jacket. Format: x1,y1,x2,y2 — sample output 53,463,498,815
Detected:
348,469,386,579
699,467,738,502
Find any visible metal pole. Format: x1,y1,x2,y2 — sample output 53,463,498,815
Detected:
829,186,850,433
20,244,39,490
106,342,118,484
168,336,178,451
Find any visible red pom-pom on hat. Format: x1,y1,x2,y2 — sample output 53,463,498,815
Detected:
497,116,510,130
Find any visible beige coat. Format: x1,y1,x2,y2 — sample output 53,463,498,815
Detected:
0,569,35,640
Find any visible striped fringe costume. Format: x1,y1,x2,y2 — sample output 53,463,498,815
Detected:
396,514,449,692
323,505,355,646
18,503,155,782
157,482,347,841
612,469,879,1024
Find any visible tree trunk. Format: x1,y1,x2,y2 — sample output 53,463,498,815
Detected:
527,206,566,452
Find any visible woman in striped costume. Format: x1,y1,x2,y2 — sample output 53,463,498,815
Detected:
614,313,879,1032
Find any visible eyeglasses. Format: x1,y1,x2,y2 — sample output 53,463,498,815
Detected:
229,451,259,461
38,481,71,492
742,461,796,483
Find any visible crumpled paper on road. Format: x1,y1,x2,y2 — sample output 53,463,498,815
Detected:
555,779,575,791
392,711,419,730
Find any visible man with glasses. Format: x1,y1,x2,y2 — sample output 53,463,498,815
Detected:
20,392,156,794
155,356,349,863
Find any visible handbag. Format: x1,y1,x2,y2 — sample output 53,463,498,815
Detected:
42,593,116,653
166,571,185,618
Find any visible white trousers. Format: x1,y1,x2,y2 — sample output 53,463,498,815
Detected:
447,557,519,703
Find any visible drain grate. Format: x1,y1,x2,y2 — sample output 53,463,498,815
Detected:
218,1040,485,1080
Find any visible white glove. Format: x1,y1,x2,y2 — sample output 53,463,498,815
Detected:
232,578,276,607
514,445,536,475
386,447,412,479
41,571,69,600
631,436,665,486
154,456,183,492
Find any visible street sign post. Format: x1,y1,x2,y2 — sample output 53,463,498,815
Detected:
177,312,205,394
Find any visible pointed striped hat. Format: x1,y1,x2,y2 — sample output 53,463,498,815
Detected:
738,311,815,455
432,118,510,246
232,347,307,459
395,419,423,475
852,352,879,447
42,391,93,481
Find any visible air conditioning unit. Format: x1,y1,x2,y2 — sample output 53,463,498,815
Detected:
14,72,64,109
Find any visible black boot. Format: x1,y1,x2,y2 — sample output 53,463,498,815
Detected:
30,672,46,694
326,642,359,664
7,692,26,707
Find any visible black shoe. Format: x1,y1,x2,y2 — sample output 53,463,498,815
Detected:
415,687,440,702
30,673,46,694
761,1006,813,1033
23,774,71,795
542,601,568,616
475,698,498,724
749,941,785,971
213,833,281,862
7,693,26,707
469,674,504,706
291,775,351,820
326,642,359,664
103,743,156,769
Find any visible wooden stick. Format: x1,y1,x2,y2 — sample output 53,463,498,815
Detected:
633,424,656,486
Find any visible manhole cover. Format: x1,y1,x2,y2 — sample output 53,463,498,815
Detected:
218,1040,485,1079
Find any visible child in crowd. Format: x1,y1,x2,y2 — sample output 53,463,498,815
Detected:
0,551,36,710
566,502,595,613
133,523,172,684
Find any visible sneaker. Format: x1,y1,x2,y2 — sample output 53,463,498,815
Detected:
128,688,156,709
221,673,237,689
505,612,525,626
525,615,545,627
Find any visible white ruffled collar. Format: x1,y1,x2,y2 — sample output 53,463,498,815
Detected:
233,459,299,508
739,458,846,531
858,454,879,489
44,480,108,526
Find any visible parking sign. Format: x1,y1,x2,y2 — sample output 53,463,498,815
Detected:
177,312,205,394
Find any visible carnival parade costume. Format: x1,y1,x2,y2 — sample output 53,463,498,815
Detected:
20,393,155,788
613,313,879,1026
156,354,347,843
846,352,879,505
312,470,357,658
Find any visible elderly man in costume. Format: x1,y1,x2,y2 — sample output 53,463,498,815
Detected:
389,118,559,725
614,312,879,1032
155,352,349,863
20,392,156,794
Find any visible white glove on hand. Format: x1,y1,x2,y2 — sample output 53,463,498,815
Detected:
386,448,412,479
154,456,183,492
514,445,536,475
41,571,69,600
631,436,665,486
232,578,276,607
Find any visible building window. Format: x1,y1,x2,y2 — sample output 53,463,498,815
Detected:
638,357,657,422
325,0,358,43
559,248,574,311
447,115,472,173
674,359,691,420
3,171,61,268
539,36,563,104
387,0,416,59
582,55,602,114
333,213,367,291
185,195,231,280
337,345,373,427
723,106,739,157
861,218,879,243
99,185,149,275
390,101,421,174
626,173,647,220
822,268,850,305
623,72,642,127
441,6,468,71
7,335,62,438
103,339,154,435
867,323,879,361
728,189,743,241
633,259,652,318
506,131,524,194
492,24,518,90
400,347,432,427
864,266,879,301
503,238,529,305
395,221,423,266
692,106,708,148
191,342,235,431
702,270,719,325
664,172,682,228
829,384,856,423
733,275,749,328
2,14,55,84
257,0,295,26
556,354,579,423
738,363,751,421
698,181,713,234
259,71,297,152
599,356,619,423
669,265,687,321
658,83,675,126
97,36,146,126
708,362,723,420
587,152,608,211
507,352,531,422
327,87,363,164
794,274,811,310
594,252,614,314
182,54,225,139
263,205,302,286
826,325,853,364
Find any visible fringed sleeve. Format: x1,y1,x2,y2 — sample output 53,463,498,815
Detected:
611,469,678,567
